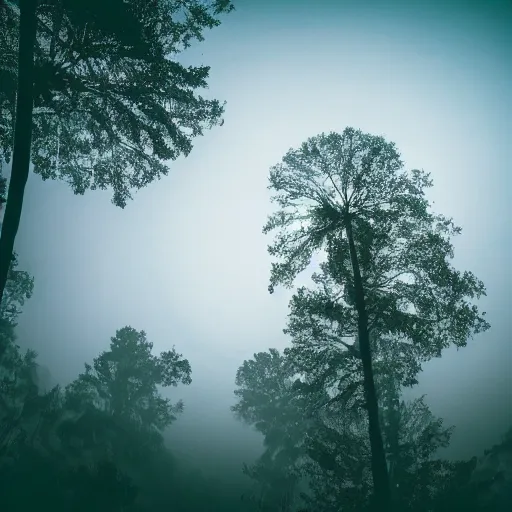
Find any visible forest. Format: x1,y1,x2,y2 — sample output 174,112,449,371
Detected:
0,1,510,511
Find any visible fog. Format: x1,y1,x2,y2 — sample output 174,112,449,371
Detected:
11,0,512,482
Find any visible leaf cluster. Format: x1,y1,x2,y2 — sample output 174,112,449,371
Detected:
65,326,192,433
0,0,233,206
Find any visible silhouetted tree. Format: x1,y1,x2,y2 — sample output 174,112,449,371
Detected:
0,0,234,303
65,326,191,433
263,127,490,510
232,347,482,512
233,349,313,511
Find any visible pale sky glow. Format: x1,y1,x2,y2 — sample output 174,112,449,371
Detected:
12,0,511,475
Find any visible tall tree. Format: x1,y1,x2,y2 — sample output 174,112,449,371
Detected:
0,0,38,307
0,0,234,303
263,127,490,509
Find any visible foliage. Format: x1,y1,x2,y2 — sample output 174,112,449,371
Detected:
0,0,233,206
231,345,502,512
0,171,6,209
65,326,192,435
0,166,34,324
0,254,39,459
264,127,489,357
234,349,302,435
0,316,238,511
233,349,315,511
0,252,34,324
0,447,139,512
0,273,508,512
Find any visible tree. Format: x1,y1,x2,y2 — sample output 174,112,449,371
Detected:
65,326,191,434
232,348,475,512
233,349,304,439
0,164,34,326
453,427,512,512
378,381,458,511
233,349,314,512
0,250,34,367
263,127,490,510
0,0,234,304
0,251,39,458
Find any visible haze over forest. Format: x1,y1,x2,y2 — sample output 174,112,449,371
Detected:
0,0,511,510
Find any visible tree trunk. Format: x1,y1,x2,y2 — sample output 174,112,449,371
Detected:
0,0,38,305
345,215,392,511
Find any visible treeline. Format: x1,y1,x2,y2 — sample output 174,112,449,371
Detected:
0,240,509,512
0,263,243,511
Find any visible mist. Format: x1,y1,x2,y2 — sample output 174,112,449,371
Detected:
8,0,512,493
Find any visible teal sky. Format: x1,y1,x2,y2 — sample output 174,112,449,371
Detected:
13,0,512,475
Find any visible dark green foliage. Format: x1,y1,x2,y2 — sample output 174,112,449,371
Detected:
232,347,510,512
241,455,301,512
0,317,243,511
0,260,249,511
0,115,504,511
0,0,233,309
233,349,314,511
0,0,233,207
0,173,6,209
264,128,489,358
65,326,192,434
0,253,34,324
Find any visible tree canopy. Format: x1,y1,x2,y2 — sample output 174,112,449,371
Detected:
0,0,233,207
264,128,489,358
0,0,234,305
65,326,191,433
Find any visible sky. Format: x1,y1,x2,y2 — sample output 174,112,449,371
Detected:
9,0,512,478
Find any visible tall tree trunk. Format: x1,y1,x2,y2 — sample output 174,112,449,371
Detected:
0,0,38,305
345,215,392,511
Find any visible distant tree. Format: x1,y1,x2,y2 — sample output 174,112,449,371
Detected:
263,127,490,509
233,349,304,440
233,349,314,512
0,0,234,303
0,345,38,456
454,426,512,512
65,326,192,435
